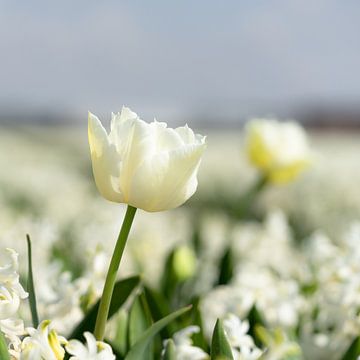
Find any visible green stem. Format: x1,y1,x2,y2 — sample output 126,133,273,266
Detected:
94,205,137,340
235,174,268,218
26,234,39,328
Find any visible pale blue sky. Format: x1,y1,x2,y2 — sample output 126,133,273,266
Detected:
1,0,359,124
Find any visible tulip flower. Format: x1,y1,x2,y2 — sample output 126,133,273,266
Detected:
245,119,311,184
88,107,206,212
88,107,206,340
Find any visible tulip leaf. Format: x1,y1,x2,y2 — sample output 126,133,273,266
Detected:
144,286,174,337
128,293,154,360
210,319,234,360
160,249,178,299
26,234,39,328
0,330,10,360
69,275,140,339
124,305,191,360
190,297,209,352
341,336,360,360
162,339,176,360
247,305,265,347
114,309,129,357
217,246,234,286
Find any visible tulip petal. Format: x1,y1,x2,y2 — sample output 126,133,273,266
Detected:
88,112,124,202
128,142,206,212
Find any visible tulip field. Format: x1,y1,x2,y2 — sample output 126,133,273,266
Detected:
1,115,360,359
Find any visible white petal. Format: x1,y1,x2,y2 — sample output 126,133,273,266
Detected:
88,112,124,202
128,142,206,212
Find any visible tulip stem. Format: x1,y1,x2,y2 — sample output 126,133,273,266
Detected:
94,205,137,340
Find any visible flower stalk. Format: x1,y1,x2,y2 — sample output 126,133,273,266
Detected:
94,205,137,340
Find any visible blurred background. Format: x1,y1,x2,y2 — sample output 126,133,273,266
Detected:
1,0,360,127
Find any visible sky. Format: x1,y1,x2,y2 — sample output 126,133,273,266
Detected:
0,0,360,125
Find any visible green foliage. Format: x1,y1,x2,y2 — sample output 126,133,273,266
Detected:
26,234,39,327
114,309,129,357
69,276,140,340
341,336,360,360
247,305,265,347
162,339,176,360
0,330,10,360
128,293,154,360
124,306,191,360
144,286,174,337
217,246,234,285
190,297,209,352
210,319,234,360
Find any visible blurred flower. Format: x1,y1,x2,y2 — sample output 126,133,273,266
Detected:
20,320,67,360
245,119,311,184
173,245,197,281
0,249,28,320
66,332,115,360
256,327,301,360
88,107,206,212
163,326,209,360
1,318,26,359
223,314,262,360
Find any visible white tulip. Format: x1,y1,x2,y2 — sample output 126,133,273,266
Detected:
245,119,311,184
88,107,206,212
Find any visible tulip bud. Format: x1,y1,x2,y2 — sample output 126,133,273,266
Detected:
172,245,197,282
88,107,206,212
245,119,311,184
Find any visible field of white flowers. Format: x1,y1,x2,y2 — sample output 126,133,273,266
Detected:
1,116,360,359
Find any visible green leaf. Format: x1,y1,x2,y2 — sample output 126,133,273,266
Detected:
128,293,154,360
162,339,176,360
210,319,234,360
341,336,360,360
26,234,40,328
247,305,265,347
190,298,208,352
124,306,191,360
144,287,174,337
160,249,178,299
69,275,140,340
217,247,234,286
0,330,10,360
114,309,129,357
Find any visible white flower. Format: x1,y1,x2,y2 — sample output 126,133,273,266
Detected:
245,119,311,183
0,249,28,320
0,318,26,359
223,314,262,360
163,326,209,360
88,107,206,212
20,320,67,360
66,332,115,360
